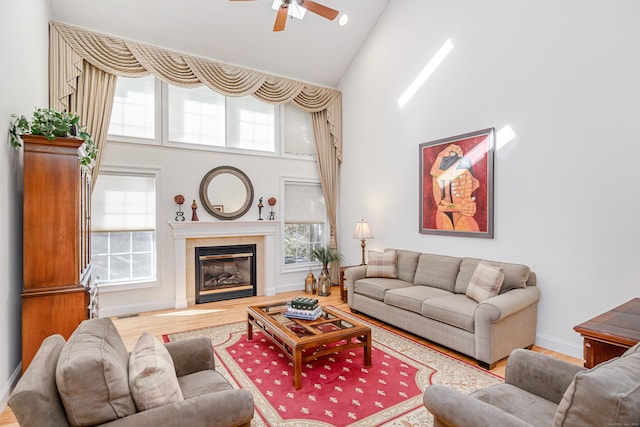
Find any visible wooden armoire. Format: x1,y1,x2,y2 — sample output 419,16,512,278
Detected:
21,134,98,371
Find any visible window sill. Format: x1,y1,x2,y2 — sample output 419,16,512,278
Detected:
97,279,159,293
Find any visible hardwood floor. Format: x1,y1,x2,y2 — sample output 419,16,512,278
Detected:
0,290,583,425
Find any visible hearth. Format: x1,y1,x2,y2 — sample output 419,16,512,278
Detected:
195,244,257,303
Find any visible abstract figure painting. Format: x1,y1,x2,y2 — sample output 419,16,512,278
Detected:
419,128,494,238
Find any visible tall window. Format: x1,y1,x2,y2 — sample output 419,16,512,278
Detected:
167,84,225,146
227,96,275,152
91,172,157,285
109,75,157,139
284,181,326,265
282,103,315,156
108,77,297,156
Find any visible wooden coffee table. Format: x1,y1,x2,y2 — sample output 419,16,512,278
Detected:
574,298,640,368
247,302,372,390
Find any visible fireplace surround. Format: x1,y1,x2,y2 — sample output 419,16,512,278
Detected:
170,221,278,308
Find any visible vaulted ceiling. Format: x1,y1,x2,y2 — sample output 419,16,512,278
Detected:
49,0,391,88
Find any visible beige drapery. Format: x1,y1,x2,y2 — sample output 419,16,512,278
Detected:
49,21,343,261
312,108,341,284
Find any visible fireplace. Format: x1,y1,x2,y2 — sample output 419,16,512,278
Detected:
195,244,257,303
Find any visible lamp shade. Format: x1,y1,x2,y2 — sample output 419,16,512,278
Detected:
352,220,374,240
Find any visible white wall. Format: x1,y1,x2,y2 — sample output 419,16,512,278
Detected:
97,140,321,317
0,0,50,411
338,0,640,358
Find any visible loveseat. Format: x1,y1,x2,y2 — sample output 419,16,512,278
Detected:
424,343,640,426
345,249,540,369
9,318,254,427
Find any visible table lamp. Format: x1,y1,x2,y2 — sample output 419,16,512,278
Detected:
352,219,374,265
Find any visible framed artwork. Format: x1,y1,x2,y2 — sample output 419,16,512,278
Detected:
419,128,494,238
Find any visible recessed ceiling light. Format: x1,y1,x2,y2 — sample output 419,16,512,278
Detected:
338,14,349,26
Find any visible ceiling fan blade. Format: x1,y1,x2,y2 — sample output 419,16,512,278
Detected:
299,0,339,20
273,4,288,32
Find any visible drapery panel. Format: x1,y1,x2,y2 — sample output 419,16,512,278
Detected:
49,20,343,257
312,109,340,285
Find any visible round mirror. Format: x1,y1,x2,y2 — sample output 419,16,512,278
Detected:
199,166,254,220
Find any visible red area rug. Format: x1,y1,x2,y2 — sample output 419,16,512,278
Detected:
163,308,502,426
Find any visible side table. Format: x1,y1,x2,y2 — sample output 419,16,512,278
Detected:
339,265,357,303
573,297,640,368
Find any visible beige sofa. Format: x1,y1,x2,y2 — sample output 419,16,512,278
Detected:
345,249,540,369
9,318,254,427
424,343,640,426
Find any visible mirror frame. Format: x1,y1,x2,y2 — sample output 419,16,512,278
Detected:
199,166,254,220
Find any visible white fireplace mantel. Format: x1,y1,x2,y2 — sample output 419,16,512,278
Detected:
169,221,278,308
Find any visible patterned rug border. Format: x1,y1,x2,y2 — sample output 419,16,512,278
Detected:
163,305,503,427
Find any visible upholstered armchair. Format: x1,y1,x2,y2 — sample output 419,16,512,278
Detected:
9,318,254,427
424,343,640,427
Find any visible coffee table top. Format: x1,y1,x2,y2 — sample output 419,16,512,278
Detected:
247,301,369,341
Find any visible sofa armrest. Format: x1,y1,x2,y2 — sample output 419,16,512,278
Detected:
505,349,586,404
345,265,368,306
423,385,532,427
477,286,540,322
164,337,215,377
101,389,254,427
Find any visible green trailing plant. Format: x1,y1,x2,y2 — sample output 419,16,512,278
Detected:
310,246,344,267
9,107,96,166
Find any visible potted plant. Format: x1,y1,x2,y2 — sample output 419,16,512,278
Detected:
311,246,343,296
9,107,96,166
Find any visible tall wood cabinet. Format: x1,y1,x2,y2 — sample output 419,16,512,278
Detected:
21,135,98,371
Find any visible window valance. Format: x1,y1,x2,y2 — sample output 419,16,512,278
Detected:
49,21,342,160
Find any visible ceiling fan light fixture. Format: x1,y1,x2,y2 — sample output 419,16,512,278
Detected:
271,0,307,20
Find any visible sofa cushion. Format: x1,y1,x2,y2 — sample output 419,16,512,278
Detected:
386,249,421,283
413,254,462,292
353,278,412,301
129,332,184,411
553,353,640,427
179,370,234,400
56,318,136,427
465,260,505,302
366,250,398,278
472,383,558,426
384,286,452,314
421,294,477,332
455,257,531,294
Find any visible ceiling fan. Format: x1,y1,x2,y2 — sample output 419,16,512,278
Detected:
230,0,339,32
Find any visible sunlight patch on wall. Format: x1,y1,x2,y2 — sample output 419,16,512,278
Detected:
397,39,454,109
496,125,516,150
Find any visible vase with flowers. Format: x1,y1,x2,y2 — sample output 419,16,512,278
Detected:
310,246,343,297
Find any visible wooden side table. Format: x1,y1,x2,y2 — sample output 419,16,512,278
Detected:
573,298,640,368
339,265,357,303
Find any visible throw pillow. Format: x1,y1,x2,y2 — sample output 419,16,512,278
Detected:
366,250,398,278
56,318,136,427
129,332,184,411
465,260,505,302
553,353,640,427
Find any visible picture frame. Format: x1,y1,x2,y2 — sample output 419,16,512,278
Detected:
419,128,494,238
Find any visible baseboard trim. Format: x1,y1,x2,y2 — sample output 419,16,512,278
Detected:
0,362,22,416
99,299,176,318
536,332,583,359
